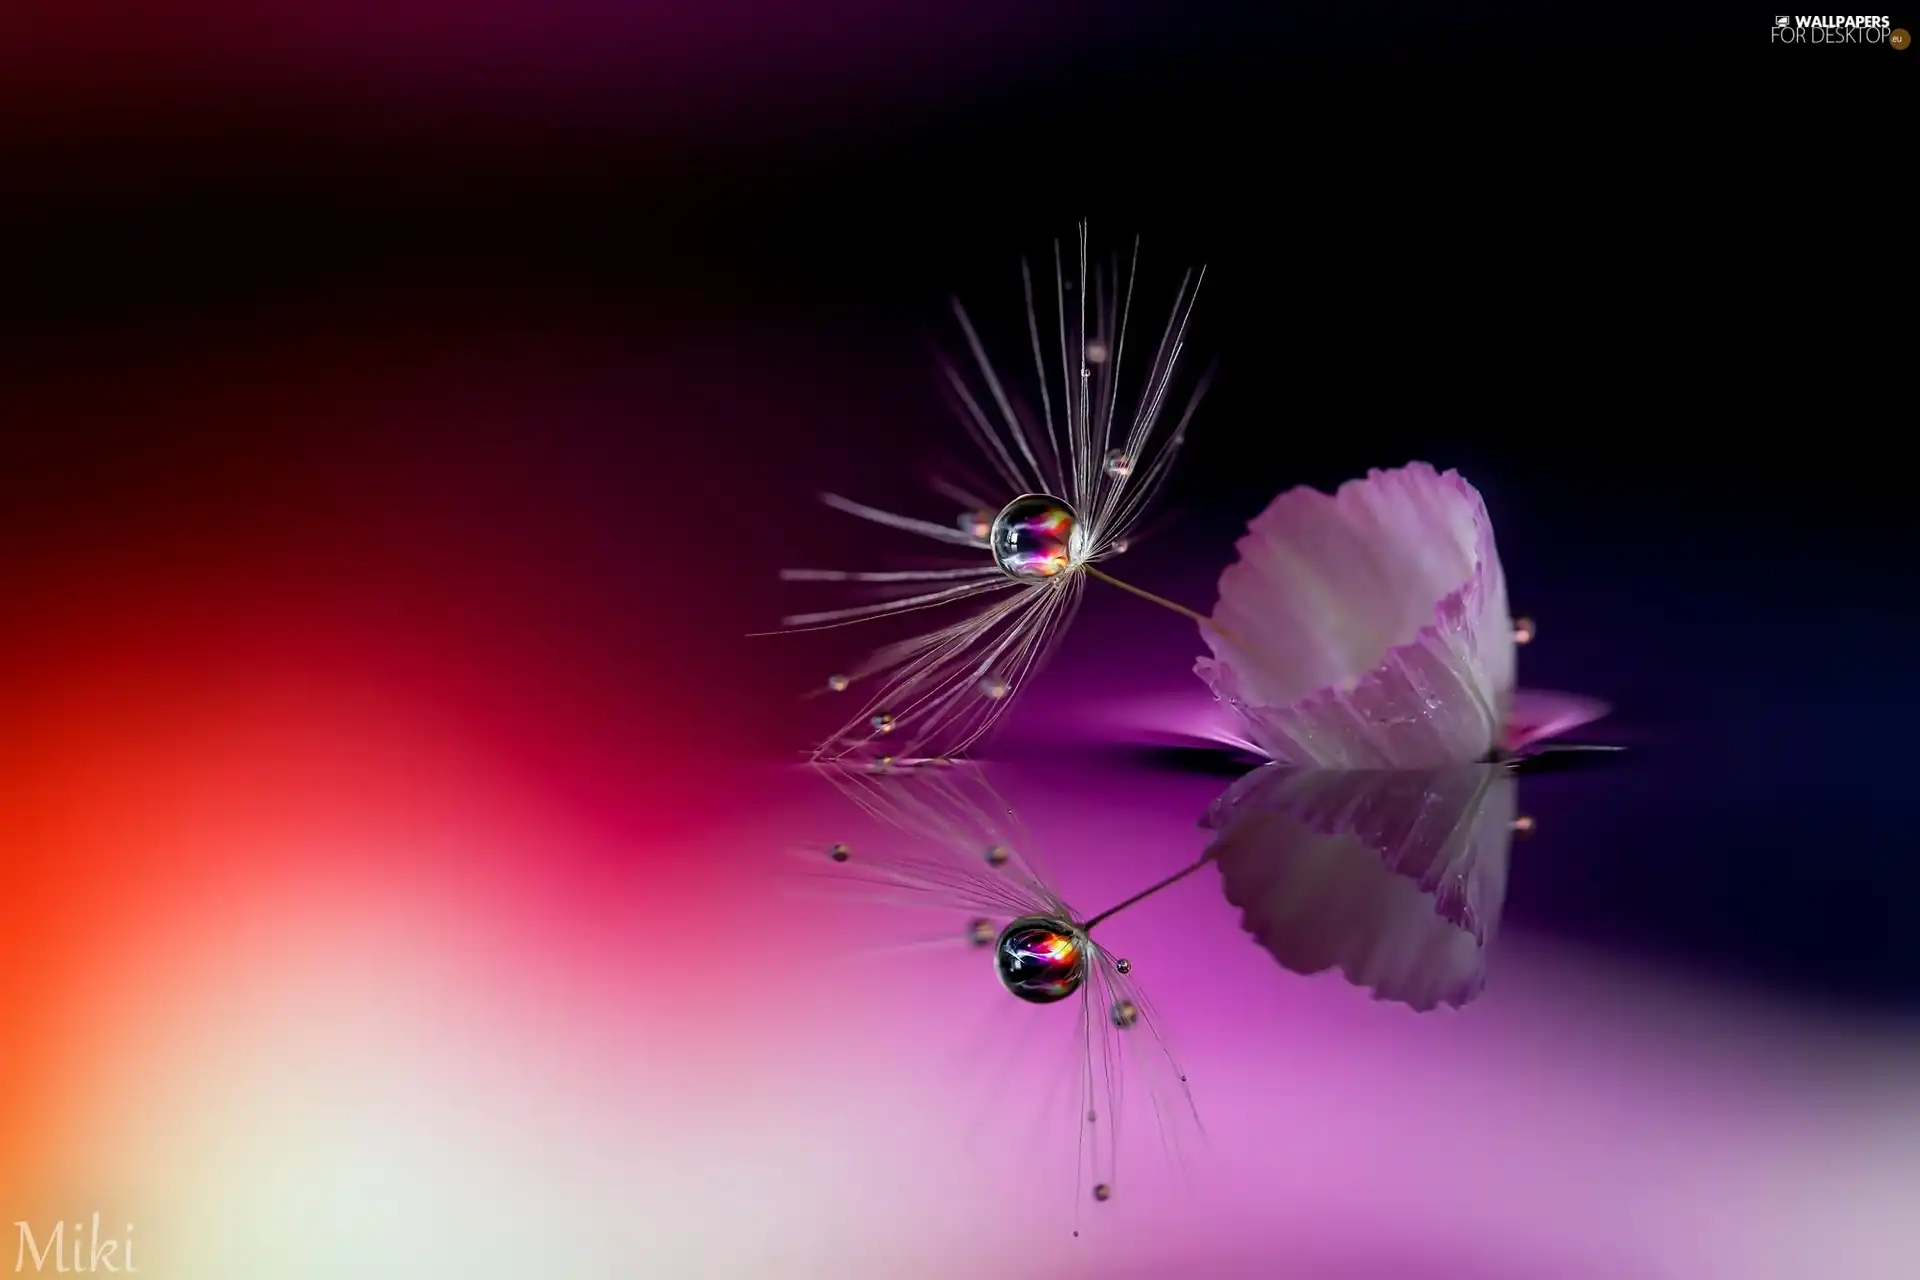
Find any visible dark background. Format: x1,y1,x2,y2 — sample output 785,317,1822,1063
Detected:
5,3,1914,1010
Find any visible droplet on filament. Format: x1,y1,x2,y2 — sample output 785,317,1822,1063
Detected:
989,494,1079,579
993,916,1086,1004
826,673,850,693
1513,616,1536,644
871,711,896,734
1093,1183,1112,1202
828,843,850,863
967,918,995,946
958,510,993,541
984,844,1010,868
1114,958,1131,975
1104,450,1133,479
979,674,1010,700
1086,340,1109,365
1111,1000,1139,1029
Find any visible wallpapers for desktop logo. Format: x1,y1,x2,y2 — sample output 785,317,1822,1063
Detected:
1770,14,1908,43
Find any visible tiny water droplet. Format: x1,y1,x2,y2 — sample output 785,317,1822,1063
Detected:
871,711,896,734
826,674,849,693
1513,616,1536,644
979,674,1010,699
1512,815,1536,833
1114,958,1131,975
1111,999,1139,1029
1086,340,1109,365
1086,1109,1098,1123
958,510,993,541
828,843,850,863
1103,449,1133,479
967,918,995,946
870,756,895,774
985,844,1010,868
1110,537,1130,555
1093,1183,1112,1202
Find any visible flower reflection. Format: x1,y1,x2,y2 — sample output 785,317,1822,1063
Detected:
1200,764,1517,1011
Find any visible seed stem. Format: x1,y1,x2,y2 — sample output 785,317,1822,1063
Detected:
1084,855,1215,931
1083,565,1212,627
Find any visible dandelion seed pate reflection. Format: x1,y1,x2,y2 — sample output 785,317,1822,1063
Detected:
805,758,1204,1213
772,224,1213,763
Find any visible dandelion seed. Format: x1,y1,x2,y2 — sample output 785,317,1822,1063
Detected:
810,759,1203,1208
775,223,1217,763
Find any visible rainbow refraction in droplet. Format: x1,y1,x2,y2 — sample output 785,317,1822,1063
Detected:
988,494,1079,580
993,914,1087,1004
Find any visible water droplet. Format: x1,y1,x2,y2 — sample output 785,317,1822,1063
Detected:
1114,958,1131,975
978,674,1010,700
1086,340,1109,365
967,918,994,946
1512,815,1536,833
989,494,1080,579
1104,450,1133,479
828,843,850,863
870,756,895,774
1111,999,1139,1029
871,711,896,734
826,674,849,693
1093,1183,1112,1202
1110,537,1130,555
1086,1109,1098,1123
984,844,1010,868
993,916,1086,1004
1513,616,1536,645
958,509,993,541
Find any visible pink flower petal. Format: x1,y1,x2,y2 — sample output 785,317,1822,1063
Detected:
1503,688,1612,753
1201,765,1516,1011
1196,463,1515,767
